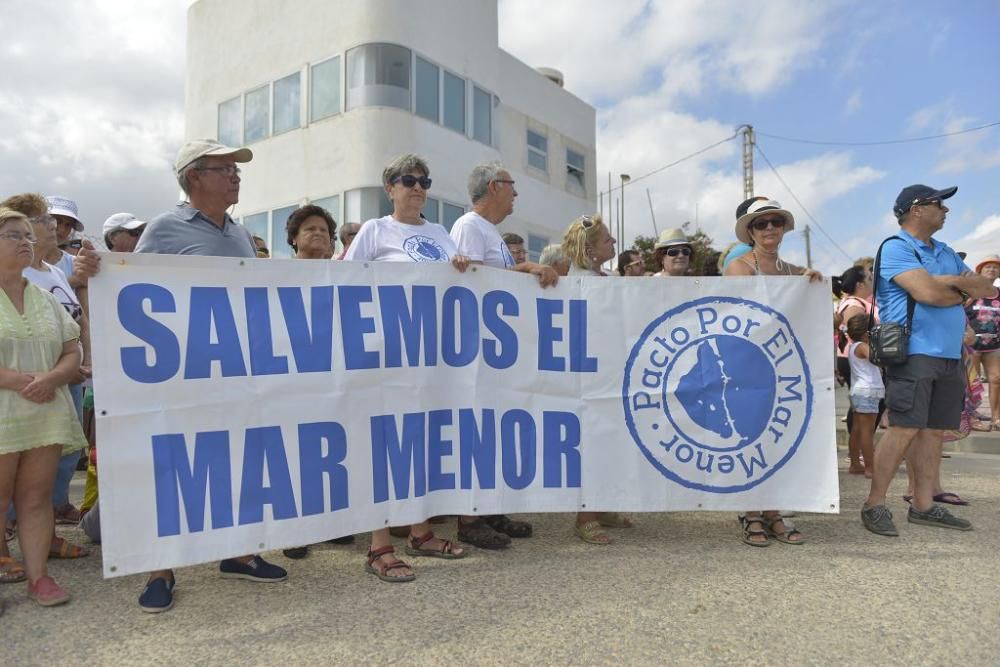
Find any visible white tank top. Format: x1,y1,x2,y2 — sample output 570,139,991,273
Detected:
848,341,885,397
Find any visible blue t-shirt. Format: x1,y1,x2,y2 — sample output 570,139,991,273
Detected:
875,229,969,359
135,203,256,259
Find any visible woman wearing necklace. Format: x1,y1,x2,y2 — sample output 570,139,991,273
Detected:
725,198,822,547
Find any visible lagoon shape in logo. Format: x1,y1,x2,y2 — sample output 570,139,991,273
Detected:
403,235,448,262
622,296,812,493
674,337,775,447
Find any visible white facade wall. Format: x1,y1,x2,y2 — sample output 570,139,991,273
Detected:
186,0,596,256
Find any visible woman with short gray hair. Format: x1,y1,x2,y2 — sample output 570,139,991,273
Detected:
538,244,570,276
346,153,470,581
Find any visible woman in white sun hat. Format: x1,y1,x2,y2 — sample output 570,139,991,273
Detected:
725,197,822,547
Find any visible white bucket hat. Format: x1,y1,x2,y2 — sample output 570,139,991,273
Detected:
735,199,795,244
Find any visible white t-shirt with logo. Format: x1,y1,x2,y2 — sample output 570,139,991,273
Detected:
449,211,514,269
23,263,83,322
344,215,456,263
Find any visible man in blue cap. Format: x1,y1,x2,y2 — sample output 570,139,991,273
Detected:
862,185,997,537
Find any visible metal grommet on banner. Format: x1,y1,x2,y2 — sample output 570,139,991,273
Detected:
109,566,117,573
100,410,107,416
581,504,587,508
240,260,245,266
258,543,265,550
364,263,370,269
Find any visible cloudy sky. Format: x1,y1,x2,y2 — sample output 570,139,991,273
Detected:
2,0,998,274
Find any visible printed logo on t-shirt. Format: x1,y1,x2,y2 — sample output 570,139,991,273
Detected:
51,284,83,321
403,235,449,262
500,242,515,268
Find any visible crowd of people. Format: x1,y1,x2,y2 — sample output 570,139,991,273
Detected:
1,138,994,616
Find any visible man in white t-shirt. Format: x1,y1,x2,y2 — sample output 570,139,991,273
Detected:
450,161,557,287
447,162,557,549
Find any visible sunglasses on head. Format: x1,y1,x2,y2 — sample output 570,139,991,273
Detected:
580,215,596,229
665,246,692,257
392,174,432,190
751,217,786,231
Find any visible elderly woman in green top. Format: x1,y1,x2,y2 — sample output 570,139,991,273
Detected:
0,207,87,607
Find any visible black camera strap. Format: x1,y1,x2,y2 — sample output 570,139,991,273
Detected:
869,235,919,335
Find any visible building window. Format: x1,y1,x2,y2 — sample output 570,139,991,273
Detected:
528,234,548,263
311,195,340,223
567,149,585,191
218,96,242,146
527,129,547,171
310,56,341,122
473,86,491,145
422,197,440,224
270,204,298,258
244,85,270,143
273,72,301,135
346,187,393,224
346,43,411,111
441,202,464,232
443,71,465,134
243,212,268,247
415,57,439,123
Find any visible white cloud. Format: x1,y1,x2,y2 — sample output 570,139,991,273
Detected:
844,89,863,116
498,0,837,103
950,215,1000,268
0,1,188,236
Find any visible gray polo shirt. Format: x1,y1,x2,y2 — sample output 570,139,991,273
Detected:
135,202,256,258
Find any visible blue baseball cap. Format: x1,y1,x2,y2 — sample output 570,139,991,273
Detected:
893,184,957,218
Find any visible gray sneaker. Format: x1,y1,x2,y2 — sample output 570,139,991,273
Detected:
861,504,898,536
907,504,973,531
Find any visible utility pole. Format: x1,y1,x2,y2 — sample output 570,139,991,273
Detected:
619,173,631,247
646,188,658,236
803,224,813,268
738,124,755,200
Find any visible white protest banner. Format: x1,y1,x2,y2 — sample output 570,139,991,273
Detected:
90,254,837,577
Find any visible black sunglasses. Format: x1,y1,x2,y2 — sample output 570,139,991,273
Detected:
124,228,143,237
751,217,786,231
665,247,692,257
392,174,432,190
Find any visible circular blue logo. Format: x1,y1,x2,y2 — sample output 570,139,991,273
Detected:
403,235,449,262
622,297,813,493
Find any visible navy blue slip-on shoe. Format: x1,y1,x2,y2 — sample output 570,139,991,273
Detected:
138,576,175,613
219,556,288,582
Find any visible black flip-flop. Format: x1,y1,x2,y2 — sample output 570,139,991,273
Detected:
933,492,969,506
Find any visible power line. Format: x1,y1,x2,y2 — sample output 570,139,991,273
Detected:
754,143,853,263
757,121,1000,147
599,132,737,197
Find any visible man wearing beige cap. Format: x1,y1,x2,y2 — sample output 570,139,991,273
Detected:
127,140,288,612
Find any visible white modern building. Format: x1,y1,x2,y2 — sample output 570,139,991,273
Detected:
185,0,596,259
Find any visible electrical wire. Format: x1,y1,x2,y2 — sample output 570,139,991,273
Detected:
757,121,1000,147
754,143,854,263
599,132,737,197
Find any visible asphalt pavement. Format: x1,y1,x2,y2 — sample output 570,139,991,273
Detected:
4,387,1000,666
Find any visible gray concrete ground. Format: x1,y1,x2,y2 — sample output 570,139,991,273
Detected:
4,387,1000,666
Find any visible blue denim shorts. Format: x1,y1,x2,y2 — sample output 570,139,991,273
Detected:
850,393,881,414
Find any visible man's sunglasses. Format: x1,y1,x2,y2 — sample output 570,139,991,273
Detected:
751,217,787,231
392,174,432,190
665,246,692,257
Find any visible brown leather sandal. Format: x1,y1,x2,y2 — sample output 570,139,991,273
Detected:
365,546,415,583
404,531,466,559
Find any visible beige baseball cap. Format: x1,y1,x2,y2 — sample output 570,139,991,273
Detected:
174,139,253,175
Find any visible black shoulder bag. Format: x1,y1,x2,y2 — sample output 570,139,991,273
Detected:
868,236,919,367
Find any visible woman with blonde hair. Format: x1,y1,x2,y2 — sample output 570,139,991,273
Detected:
558,213,631,544
0,207,87,607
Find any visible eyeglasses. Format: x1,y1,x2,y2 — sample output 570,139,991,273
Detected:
392,174,432,190
913,199,943,210
665,247,692,257
493,179,516,187
0,231,38,244
751,217,786,231
197,165,241,177
627,259,643,268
